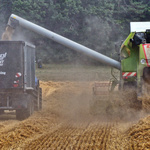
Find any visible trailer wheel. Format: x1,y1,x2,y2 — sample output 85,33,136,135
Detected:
35,88,42,111
39,88,42,110
16,100,34,120
16,110,25,120
0,110,4,115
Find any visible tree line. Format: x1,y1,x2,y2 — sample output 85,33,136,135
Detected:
0,0,150,64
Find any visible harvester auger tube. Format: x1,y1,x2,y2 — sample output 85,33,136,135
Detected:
8,14,121,70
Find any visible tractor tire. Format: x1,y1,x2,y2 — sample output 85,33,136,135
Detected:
142,96,150,112
140,82,150,112
121,90,142,110
16,99,34,120
34,88,42,111
122,82,142,110
0,110,4,115
39,88,42,110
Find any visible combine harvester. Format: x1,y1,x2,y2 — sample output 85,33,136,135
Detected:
5,14,150,115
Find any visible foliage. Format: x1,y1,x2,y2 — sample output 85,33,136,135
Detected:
0,0,150,64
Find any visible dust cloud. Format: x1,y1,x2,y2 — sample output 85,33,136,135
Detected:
42,81,91,122
41,80,145,124
1,25,33,44
84,16,121,58
1,25,14,40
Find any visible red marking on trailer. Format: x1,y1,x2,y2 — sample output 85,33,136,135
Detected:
15,72,22,78
13,84,18,87
14,80,19,83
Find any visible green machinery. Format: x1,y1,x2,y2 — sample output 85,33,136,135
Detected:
121,30,150,91
120,27,150,111
92,23,150,114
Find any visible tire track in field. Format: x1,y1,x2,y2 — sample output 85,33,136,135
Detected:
25,122,115,150
0,114,60,150
0,81,148,149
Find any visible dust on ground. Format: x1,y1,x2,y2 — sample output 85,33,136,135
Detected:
0,81,149,149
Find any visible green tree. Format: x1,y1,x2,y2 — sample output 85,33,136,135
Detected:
0,0,12,35
0,0,150,64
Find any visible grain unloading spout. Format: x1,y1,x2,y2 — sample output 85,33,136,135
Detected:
8,14,121,70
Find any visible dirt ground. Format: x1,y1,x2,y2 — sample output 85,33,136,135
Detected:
0,79,150,150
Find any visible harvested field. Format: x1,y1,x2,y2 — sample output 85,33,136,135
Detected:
0,65,150,149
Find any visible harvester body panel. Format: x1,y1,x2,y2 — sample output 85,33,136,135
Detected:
121,32,138,72
139,44,148,75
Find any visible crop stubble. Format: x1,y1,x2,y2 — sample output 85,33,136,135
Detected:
0,81,149,149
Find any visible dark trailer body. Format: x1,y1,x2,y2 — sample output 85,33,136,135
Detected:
0,41,42,120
